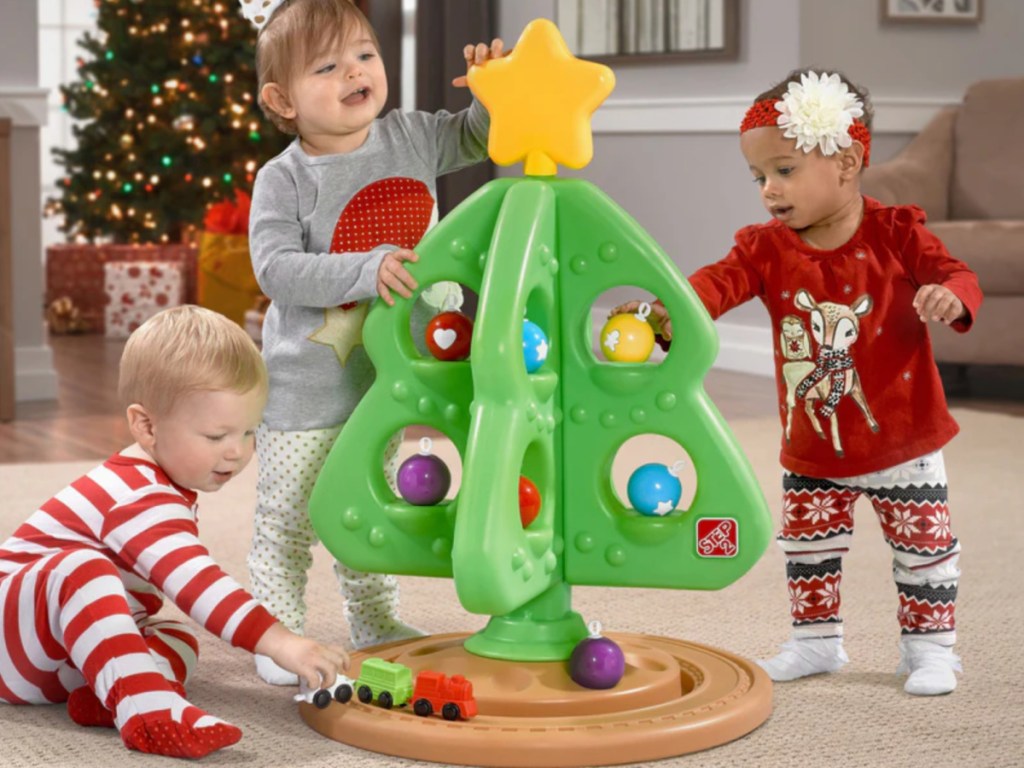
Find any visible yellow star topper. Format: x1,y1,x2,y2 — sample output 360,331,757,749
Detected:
468,18,615,176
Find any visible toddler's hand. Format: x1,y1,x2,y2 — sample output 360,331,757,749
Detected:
378,249,419,306
256,623,350,690
913,284,965,325
452,38,506,87
609,300,673,340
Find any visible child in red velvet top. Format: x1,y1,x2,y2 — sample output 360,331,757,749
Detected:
616,69,981,696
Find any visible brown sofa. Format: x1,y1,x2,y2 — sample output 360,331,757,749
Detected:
861,78,1024,366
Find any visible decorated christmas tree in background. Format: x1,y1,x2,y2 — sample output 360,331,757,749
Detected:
47,0,289,243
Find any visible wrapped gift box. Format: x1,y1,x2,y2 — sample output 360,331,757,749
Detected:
198,231,263,327
46,244,198,333
104,261,185,339
197,191,263,327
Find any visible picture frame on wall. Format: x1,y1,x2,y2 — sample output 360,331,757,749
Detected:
881,0,983,24
556,0,739,64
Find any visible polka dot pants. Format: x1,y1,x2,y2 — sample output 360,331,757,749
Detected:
247,423,421,649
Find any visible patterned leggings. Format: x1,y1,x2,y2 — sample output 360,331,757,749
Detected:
0,549,197,724
247,423,404,648
779,450,959,646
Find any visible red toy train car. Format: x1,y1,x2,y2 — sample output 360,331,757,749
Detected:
411,671,478,721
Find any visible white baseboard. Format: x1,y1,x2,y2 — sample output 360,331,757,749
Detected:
15,345,59,402
712,321,774,377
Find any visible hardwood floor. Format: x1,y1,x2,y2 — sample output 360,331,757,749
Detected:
0,334,1020,464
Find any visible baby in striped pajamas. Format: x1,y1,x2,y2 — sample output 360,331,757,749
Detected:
0,306,349,758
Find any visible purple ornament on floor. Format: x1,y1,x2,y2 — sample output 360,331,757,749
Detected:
397,437,451,506
569,621,625,689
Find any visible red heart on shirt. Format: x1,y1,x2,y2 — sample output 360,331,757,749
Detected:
331,177,434,253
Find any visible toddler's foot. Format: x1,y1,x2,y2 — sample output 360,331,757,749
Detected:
121,706,242,759
68,686,115,728
255,653,299,686
898,638,960,696
350,617,425,650
757,636,848,681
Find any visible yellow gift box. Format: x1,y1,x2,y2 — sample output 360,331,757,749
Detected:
197,190,263,326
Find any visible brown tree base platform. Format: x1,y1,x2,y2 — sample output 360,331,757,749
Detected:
299,632,772,767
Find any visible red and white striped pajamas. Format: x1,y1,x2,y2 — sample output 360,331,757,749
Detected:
0,455,277,750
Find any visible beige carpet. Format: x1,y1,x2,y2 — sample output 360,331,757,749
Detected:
0,407,1021,768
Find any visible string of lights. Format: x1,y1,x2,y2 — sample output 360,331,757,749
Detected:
47,0,290,243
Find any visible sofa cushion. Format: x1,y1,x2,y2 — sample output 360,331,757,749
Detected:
950,78,1024,220
927,220,1024,295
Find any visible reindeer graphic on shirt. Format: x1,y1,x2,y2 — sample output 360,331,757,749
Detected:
781,289,879,458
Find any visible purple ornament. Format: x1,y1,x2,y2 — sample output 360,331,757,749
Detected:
397,437,451,506
569,621,625,689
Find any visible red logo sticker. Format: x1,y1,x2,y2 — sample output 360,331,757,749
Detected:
696,518,738,558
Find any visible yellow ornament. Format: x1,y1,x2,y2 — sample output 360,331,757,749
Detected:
467,18,615,177
601,302,656,363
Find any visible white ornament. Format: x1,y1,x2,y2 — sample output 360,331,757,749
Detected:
239,0,286,30
775,71,864,158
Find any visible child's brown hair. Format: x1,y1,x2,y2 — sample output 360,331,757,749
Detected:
256,0,380,134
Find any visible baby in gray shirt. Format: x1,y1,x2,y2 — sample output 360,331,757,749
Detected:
246,0,504,685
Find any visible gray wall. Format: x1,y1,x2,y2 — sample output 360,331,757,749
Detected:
495,0,1023,373
0,0,56,402
801,0,1024,100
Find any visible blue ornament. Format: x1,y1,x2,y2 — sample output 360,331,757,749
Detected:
627,462,683,516
522,319,549,374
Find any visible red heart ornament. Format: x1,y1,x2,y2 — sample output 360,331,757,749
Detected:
425,311,473,361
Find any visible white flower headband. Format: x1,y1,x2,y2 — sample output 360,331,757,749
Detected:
239,0,287,30
774,71,865,157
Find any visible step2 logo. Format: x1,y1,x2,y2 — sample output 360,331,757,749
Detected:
696,518,738,558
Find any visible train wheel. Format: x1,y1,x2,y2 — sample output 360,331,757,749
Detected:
357,685,373,704
378,691,394,709
413,699,433,717
442,703,461,721
335,684,353,704
312,689,332,709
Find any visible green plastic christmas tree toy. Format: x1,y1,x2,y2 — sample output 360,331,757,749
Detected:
308,18,771,663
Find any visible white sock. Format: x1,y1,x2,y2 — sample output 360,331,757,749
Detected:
757,636,849,682
349,617,425,650
898,638,960,696
255,653,299,686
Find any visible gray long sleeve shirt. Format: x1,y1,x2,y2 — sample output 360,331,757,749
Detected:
250,102,489,430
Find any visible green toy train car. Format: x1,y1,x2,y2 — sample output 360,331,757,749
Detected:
354,657,414,709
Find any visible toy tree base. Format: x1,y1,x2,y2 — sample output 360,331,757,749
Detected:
299,632,771,767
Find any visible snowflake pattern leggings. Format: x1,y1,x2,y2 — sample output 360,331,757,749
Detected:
778,450,959,646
